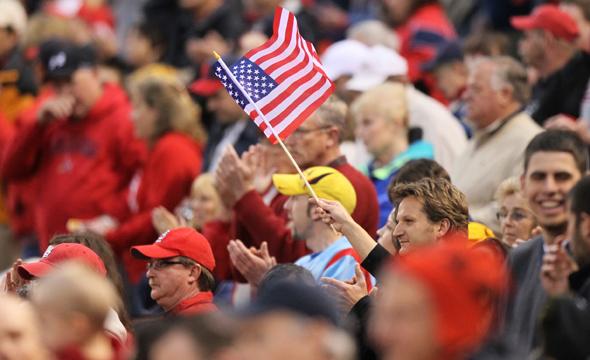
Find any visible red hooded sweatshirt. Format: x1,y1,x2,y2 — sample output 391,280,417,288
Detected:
0,84,146,251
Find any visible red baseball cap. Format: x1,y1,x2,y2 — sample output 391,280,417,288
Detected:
131,228,216,272
511,5,579,42
189,78,223,97
390,242,507,359
17,243,107,280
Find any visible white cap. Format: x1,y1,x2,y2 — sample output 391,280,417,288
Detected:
0,0,27,37
346,45,408,92
320,39,369,81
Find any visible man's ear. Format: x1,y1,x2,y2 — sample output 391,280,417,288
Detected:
188,264,202,285
437,218,451,238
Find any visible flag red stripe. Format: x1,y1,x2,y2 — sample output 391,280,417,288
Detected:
253,14,296,65
270,76,327,127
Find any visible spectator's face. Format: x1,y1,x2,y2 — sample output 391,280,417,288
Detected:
190,189,220,229
381,0,413,26
126,28,156,68
518,29,545,69
235,312,330,360
498,193,537,246
433,62,467,101
567,209,590,265
284,195,312,241
132,95,158,140
464,62,503,129
392,196,441,253
149,328,205,360
354,111,398,158
146,257,199,311
207,89,244,124
370,271,437,360
54,68,102,119
284,115,331,168
0,27,18,58
522,152,582,233
0,299,47,360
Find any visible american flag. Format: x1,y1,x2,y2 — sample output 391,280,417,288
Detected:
214,7,334,143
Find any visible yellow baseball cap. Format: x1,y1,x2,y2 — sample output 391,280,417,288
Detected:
272,166,357,214
468,222,496,243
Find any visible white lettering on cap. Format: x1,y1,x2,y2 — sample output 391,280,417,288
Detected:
48,51,67,71
155,230,170,244
42,245,55,259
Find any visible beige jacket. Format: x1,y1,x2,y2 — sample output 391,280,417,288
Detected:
451,111,542,233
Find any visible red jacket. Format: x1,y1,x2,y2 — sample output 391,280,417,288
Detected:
107,132,202,283
396,3,456,98
233,157,379,264
5,86,54,237
1,85,146,251
171,291,217,316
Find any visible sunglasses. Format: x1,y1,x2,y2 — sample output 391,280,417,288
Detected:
146,258,195,270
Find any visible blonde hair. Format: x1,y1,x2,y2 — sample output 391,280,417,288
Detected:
494,177,522,203
191,173,218,198
22,14,75,48
133,75,206,144
349,82,408,128
31,263,119,329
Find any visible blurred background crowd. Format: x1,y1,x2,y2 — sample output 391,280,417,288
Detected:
1,0,590,359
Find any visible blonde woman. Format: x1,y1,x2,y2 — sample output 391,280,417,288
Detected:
495,177,538,248
152,173,232,280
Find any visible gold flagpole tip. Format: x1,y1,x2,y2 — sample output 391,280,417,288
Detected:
213,51,221,60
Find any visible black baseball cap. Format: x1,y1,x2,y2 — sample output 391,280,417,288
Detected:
237,281,340,326
422,40,464,72
40,39,97,81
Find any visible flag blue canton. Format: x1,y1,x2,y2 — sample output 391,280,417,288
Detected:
214,58,278,109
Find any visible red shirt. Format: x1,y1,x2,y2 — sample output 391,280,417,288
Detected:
107,132,203,283
1,84,146,251
172,291,217,316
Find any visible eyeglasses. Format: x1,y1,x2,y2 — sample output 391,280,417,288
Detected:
292,125,332,136
496,209,532,222
146,259,195,270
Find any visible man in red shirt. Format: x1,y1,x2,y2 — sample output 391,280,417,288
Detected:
0,41,145,252
131,227,217,315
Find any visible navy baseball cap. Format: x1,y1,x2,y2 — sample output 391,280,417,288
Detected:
40,40,97,81
422,41,464,72
237,281,340,326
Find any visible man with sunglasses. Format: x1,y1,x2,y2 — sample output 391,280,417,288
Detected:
131,227,217,315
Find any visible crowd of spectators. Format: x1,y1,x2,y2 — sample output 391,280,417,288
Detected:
1,0,590,359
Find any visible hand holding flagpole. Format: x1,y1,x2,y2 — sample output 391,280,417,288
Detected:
213,51,322,204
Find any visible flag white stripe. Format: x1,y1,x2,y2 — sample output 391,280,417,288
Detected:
258,23,299,69
265,39,308,79
248,10,291,62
